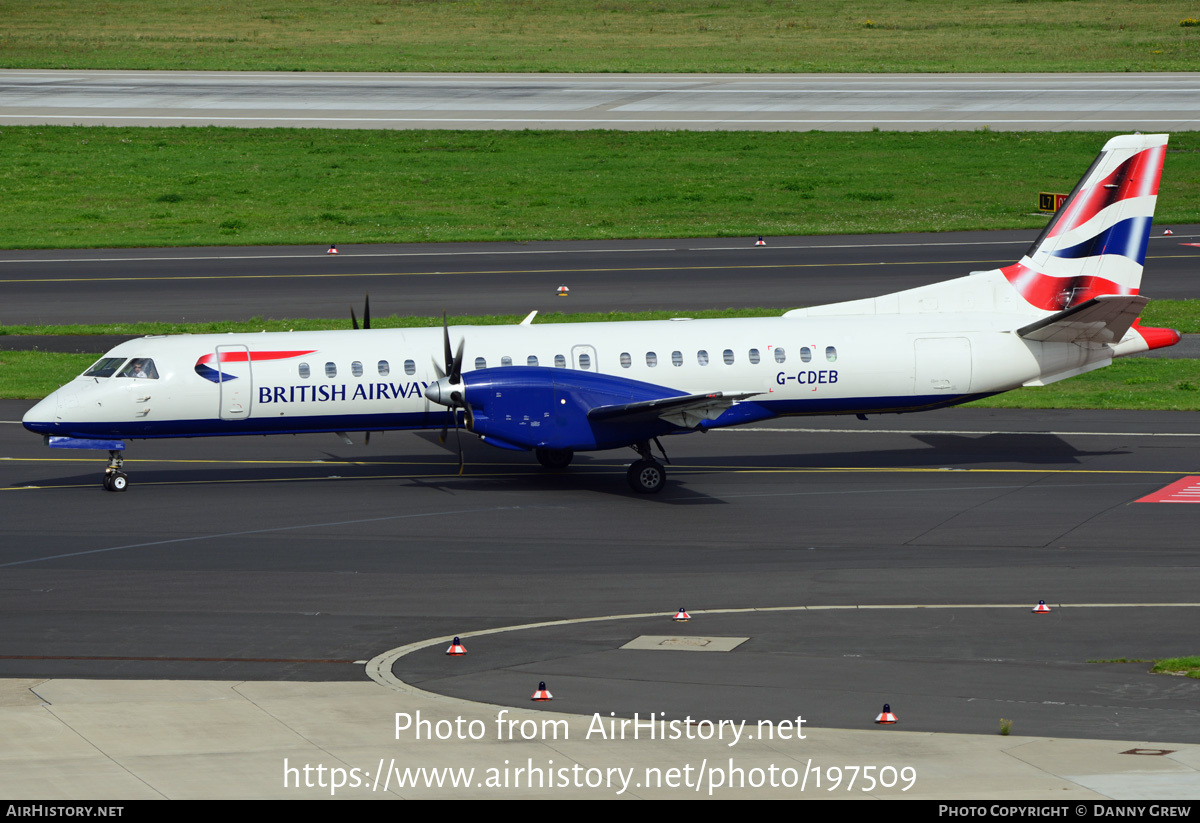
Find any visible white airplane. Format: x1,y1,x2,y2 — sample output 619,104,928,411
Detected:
23,133,1180,494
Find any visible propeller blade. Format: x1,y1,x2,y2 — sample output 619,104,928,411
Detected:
439,311,467,382
435,310,469,474
455,416,464,476
351,294,370,330
450,338,465,384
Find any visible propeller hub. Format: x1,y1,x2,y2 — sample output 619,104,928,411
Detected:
427,376,464,408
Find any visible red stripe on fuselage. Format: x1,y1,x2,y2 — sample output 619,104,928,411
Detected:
195,349,316,365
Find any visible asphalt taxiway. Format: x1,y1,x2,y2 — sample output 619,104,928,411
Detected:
4,401,1200,748
3,228,1199,326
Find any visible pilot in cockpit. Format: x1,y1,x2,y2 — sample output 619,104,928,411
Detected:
119,358,158,379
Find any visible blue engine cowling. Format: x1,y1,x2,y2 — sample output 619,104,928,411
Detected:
459,367,694,452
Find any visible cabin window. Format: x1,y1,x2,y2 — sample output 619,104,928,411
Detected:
117,358,158,379
826,346,838,362
671,350,683,367
697,350,709,366
554,354,566,368
377,360,389,376
404,360,416,376
501,356,513,367
620,352,631,368
723,349,734,366
528,355,539,367
299,362,311,379
351,361,363,377
474,357,487,370
749,348,760,364
84,357,126,378
646,352,658,367
800,347,812,363
325,362,337,378
774,347,786,364
578,353,592,370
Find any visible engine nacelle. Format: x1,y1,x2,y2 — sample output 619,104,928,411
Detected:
445,366,692,452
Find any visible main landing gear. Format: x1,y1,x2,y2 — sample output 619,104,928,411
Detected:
102,450,129,492
626,439,668,495
535,442,668,494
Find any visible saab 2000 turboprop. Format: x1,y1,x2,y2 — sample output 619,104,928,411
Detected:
22,133,1181,494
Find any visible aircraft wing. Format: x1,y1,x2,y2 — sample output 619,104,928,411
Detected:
587,390,762,429
1016,294,1149,344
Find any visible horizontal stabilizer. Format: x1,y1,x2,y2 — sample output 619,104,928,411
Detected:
587,390,761,428
1016,294,1148,344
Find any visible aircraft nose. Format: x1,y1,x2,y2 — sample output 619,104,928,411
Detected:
22,392,60,434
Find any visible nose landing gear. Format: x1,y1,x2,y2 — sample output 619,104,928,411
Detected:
103,450,129,492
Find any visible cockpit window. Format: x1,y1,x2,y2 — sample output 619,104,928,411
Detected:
117,358,159,379
83,357,127,378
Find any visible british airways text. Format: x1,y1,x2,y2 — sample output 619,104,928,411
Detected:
257,382,429,404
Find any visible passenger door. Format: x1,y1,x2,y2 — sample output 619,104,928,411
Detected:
215,345,254,420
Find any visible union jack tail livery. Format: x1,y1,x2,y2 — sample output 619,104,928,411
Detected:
1002,133,1167,312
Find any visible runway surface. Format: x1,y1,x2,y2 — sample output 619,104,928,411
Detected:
3,228,1199,327
3,70,1200,131
4,402,1200,743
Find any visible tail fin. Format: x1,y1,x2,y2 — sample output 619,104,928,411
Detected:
1001,134,1167,312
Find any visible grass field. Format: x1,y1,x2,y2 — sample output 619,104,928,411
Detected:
1152,657,1200,679
962,358,1200,411
3,128,1200,249
2,0,1199,73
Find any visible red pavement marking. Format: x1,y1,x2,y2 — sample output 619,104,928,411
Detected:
1137,476,1200,503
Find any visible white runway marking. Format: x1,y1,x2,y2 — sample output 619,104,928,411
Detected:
367,601,1200,697
1,235,1190,266
0,247,675,265
6,71,1198,131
